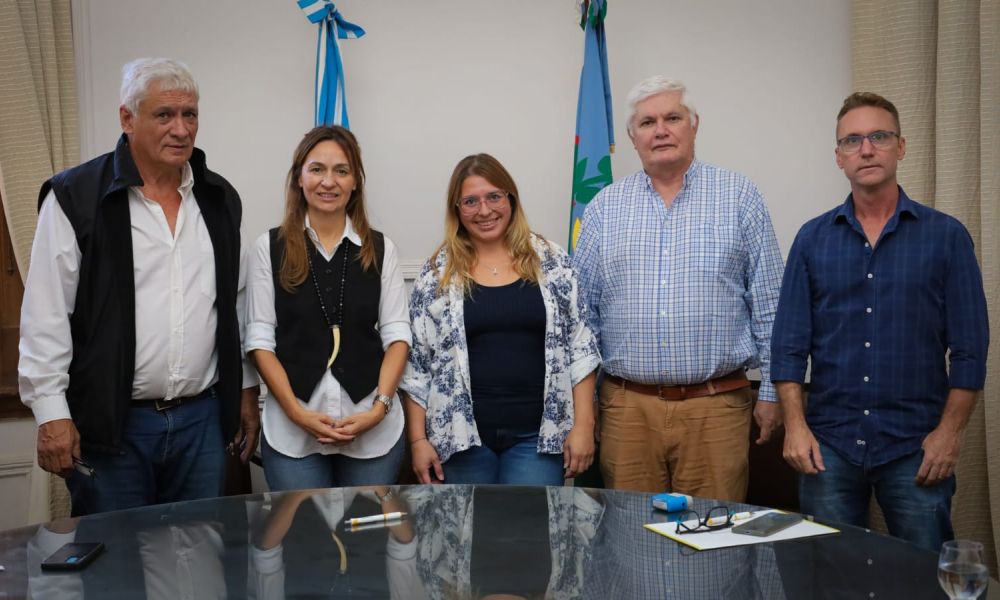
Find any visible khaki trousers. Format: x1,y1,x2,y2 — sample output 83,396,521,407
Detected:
598,378,752,502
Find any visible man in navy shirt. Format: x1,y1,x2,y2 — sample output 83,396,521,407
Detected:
771,92,988,551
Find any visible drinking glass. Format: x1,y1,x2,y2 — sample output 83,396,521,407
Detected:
938,540,989,599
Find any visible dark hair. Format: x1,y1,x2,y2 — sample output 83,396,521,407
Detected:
277,126,376,292
837,92,901,134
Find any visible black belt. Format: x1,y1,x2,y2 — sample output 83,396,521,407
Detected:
133,394,202,412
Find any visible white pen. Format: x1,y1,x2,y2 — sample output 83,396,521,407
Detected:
707,511,756,526
347,519,403,533
346,512,407,528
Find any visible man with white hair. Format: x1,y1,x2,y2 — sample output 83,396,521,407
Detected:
19,58,260,515
573,76,784,500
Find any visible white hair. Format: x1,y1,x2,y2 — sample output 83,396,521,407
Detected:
120,58,199,115
625,75,698,134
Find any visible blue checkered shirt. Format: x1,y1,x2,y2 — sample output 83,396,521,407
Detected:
573,160,784,401
771,188,989,467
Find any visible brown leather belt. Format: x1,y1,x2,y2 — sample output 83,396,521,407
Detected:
133,394,201,412
604,369,750,401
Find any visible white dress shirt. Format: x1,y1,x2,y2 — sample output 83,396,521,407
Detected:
18,163,257,426
245,215,411,459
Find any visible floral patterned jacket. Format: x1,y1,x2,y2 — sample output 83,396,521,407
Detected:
401,233,601,463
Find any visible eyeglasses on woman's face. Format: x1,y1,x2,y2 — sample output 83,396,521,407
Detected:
456,190,510,215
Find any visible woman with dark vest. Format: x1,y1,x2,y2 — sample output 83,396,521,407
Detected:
402,153,601,486
246,126,411,490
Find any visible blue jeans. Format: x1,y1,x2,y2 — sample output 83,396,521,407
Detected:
799,442,955,552
443,431,564,485
261,433,404,491
67,389,226,516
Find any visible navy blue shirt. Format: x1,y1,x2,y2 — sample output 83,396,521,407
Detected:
464,280,546,447
771,188,988,467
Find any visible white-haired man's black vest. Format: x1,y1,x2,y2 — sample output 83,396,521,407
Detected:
37,134,244,454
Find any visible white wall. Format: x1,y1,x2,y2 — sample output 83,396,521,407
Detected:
72,0,851,264
0,0,850,529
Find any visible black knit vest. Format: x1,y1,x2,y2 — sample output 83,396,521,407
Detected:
270,228,385,403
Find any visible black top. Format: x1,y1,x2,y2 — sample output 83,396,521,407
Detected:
270,230,385,403
464,280,546,449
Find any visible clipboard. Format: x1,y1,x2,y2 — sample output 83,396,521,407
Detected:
644,509,839,551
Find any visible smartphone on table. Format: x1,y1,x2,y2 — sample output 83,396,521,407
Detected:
40,542,104,571
731,512,803,537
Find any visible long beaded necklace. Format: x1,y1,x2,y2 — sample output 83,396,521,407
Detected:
307,239,349,368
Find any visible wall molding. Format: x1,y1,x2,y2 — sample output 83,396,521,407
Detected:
71,0,96,160
0,456,33,478
400,259,424,283
0,455,35,529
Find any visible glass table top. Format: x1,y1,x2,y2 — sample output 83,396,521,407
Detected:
0,485,991,599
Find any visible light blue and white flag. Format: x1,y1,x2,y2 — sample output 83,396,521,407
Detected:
297,0,365,127
569,0,614,253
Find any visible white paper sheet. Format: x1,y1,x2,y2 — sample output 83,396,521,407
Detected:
644,509,839,551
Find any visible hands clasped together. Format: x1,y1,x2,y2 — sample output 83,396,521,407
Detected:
292,405,386,446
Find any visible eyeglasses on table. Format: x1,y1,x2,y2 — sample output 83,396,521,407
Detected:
675,505,735,535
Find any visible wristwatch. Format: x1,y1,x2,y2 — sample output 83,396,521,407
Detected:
375,393,393,415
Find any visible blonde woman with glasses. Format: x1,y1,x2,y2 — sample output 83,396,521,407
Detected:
401,153,600,485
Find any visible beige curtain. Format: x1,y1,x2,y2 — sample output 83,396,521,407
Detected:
0,0,79,520
853,0,1000,575
0,0,79,281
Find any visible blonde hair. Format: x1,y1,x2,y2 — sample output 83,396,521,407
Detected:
433,153,541,295
278,126,378,292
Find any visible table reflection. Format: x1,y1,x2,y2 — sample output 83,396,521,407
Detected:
398,486,602,600
585,493,786,600
249,487,413,598
25,498,239,599
1,485,993,599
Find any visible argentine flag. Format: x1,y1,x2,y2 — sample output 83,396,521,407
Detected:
569,0,614,253
297,0,365,128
